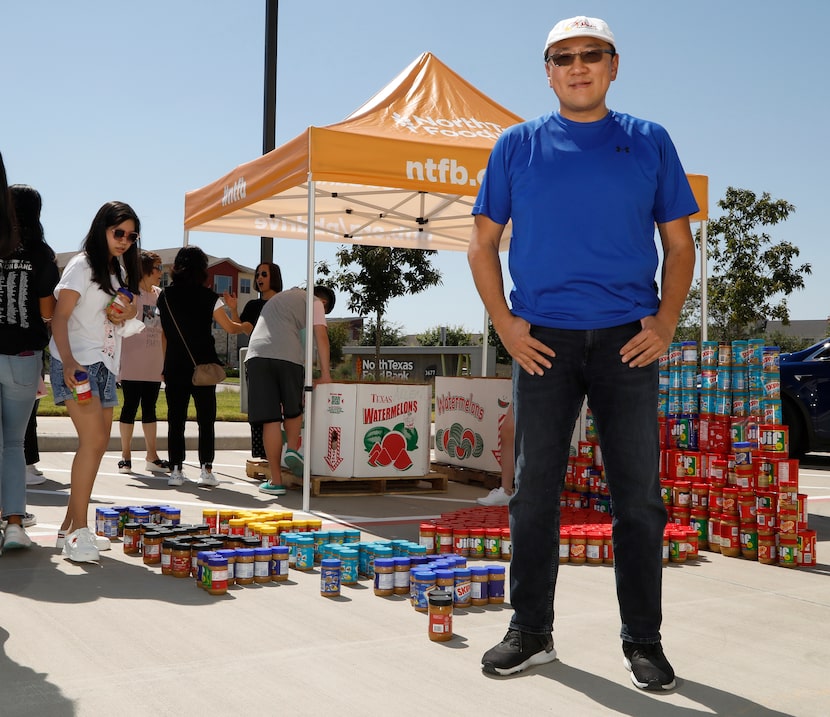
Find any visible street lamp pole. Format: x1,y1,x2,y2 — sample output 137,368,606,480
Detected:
261,0,278,264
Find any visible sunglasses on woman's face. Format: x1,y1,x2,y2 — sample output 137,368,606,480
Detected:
112,228,140,243
257,271,269,278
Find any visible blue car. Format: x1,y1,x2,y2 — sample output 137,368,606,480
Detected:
780,338,830,457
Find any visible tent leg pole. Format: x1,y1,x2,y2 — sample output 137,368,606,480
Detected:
700,219,708,343
302,179,316,514
481,308,489,377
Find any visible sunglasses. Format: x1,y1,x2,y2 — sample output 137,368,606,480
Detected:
257,271,269,277
153,265,163,271
545,49,615,67
113,228,140,243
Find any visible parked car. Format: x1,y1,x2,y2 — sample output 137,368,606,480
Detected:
779,338,830,457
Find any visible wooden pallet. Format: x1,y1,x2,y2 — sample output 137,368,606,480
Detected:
431,462,501,490
246,459,271,480
283,470,449,497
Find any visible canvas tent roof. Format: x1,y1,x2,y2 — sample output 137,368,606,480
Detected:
183,52,523,251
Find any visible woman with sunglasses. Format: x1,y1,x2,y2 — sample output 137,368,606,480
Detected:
227,262,283,466
117,250,170,476
49,201,142,562
0,161,60,553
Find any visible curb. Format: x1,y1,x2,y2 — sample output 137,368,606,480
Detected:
38,435,252,453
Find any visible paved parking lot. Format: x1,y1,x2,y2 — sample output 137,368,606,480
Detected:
1,419,828,716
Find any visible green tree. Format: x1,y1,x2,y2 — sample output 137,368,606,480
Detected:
326,320,350,365
677,187,811,342
762,331,814,354
329,246,442,370
417,325,475,346
359,319,406,347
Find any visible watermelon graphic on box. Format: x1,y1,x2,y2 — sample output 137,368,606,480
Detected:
352,384,431,477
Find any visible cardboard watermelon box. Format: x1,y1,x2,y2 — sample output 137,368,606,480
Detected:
310,383,359,477
434,377,512,473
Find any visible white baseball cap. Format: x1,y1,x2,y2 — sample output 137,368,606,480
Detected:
544,16,616,56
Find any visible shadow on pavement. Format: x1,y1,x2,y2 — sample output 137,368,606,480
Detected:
529,660,796,717
0,627,76,716
0,542,218,608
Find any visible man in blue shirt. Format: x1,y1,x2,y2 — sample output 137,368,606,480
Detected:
468,16,697,690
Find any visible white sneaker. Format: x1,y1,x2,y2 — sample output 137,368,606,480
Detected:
27,464,44,476
26,466,46,486
56,529,102,549
3,524,32,550
198,466,219,487
167,468,186,487
477,486,512,506
63,527,100,563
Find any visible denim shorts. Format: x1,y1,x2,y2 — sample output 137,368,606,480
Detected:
50,357,119,408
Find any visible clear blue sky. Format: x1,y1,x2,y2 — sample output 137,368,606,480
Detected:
2,1,827,333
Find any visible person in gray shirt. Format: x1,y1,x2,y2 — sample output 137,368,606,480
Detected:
245,284,334,495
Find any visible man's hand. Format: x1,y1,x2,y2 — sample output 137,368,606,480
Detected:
620,315,675,368
498,315,556,376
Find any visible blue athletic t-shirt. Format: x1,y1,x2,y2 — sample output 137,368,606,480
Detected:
473,110,698,330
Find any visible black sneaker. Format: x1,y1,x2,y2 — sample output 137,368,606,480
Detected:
481,629,556,676
622,641,676,690
117,459,132,474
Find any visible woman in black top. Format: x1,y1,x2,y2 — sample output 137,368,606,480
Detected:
158,246,243,488
228,261,283,461
0,171,59,551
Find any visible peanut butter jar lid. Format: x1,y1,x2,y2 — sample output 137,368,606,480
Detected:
428,589,453,606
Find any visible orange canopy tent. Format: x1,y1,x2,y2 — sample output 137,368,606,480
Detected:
184,52,522,251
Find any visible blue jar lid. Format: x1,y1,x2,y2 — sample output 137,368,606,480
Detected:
393,557,411,567
374,557,395,568
271,545,289,555
254,547,272,557
413,569,436,579
434,569,454,580
321,558,341,568
470,566,489,576
236,548,255,557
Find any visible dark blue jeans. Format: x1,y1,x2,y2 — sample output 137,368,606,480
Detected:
509,322,667,644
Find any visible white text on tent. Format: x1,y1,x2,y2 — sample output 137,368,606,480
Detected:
406,158,485,187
